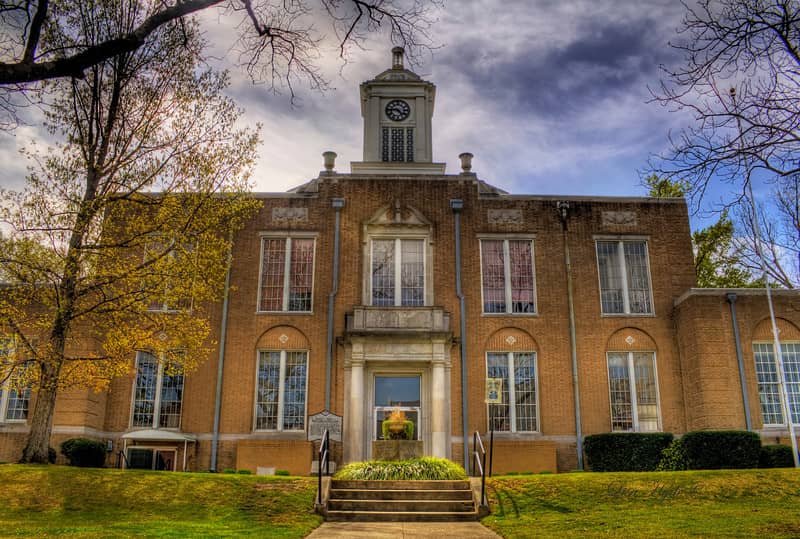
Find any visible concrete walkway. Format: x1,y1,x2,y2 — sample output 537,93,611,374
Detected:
306,522,501,538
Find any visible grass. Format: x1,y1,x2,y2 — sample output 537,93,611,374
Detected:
335,457,467,481
482,468,800,538
0,464,321,538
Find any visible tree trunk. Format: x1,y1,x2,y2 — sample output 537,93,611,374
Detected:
20,360,62,463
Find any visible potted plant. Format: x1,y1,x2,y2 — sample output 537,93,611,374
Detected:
381,408,414,440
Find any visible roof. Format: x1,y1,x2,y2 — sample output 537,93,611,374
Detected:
120,429,197,442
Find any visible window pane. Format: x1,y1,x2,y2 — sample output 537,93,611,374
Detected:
481,241,506,313
607,353,633,431
132,352,158,427
282,352,307,430
487,353,510,431
597,242,624,314
5,363,32,421
256,351,281,430
372,240,395,306
624,242,652,314
260,239,287,311
513,353,537,432
400,240,424,306
509,241,535,313
783,343,800,424
158,365,184,429
633,353,658,432
754,343,784,424
288,239,314,311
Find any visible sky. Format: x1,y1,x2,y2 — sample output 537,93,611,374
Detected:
0,0,723,229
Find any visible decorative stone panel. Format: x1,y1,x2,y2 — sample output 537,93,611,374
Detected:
272,207,308,223
602,211,637,227
753,317,800,340
488,209,523,225
606,327,657,351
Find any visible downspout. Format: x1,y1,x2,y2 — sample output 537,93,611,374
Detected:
325,198,345,411
558,201,584,470
210,234,234,472
451,198,470,472
727,293,752,430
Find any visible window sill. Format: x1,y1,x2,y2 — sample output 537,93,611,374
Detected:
485,431,542,440
600,313,656,318
251,430,307,439
256,311,314,315
481,313,539,317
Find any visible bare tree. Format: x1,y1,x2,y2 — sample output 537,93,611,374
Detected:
735,174,800,288
649,0,800,204
0,0,437,128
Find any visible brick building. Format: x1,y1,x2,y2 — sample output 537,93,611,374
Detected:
2,48,799,473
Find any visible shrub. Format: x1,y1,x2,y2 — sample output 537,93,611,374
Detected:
584,432,674,472
656,438,689,471
59,438,106,468
681,430,760,469
759,445,795,468
275,470,290,476
48,447,56,464
334,457,467,481
237,469,252,475
222,468,236,474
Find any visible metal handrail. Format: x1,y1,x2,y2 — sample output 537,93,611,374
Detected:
117,450,131,469
473,430,487,507
317,429,330,506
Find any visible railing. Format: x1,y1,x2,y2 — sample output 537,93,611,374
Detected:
317,429,330,506
116,450,131,469
473,430,488,507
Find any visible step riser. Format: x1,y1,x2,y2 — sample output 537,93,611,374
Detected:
328,500,474,512
326,512,478,523
331,480,470,490
330,489,473,501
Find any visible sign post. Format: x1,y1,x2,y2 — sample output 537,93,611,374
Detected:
485,378,503,477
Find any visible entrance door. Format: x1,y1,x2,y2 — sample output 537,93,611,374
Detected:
374,376,421,441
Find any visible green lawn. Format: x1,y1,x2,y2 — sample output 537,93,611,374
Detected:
482,469,800,538
0,464,321,537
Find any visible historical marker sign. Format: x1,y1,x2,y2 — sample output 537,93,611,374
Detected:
485,378,503,404
308,410,343,442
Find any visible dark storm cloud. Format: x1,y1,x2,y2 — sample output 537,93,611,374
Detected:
437,16,680,120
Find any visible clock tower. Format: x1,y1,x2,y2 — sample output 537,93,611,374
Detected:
351,47,446,174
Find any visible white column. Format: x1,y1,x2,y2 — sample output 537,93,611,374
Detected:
347,358,365,462
431,360,447,458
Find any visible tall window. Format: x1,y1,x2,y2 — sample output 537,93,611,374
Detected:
131,351,184,429
596,240,653,314
259,237,315,312
607,352,660,431
255,350,308,431
144,238,195,312
486,352,538,432
480,239,536,314
0,339,31,422
371,239,424,306
753,342,800,425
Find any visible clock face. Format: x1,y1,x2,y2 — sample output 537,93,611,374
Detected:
385,100,411,121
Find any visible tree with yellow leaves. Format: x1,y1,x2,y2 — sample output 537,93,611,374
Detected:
0,4,260,463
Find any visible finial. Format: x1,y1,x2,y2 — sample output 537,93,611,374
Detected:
459,152,474,173
322,151,337,172
392,47,405,70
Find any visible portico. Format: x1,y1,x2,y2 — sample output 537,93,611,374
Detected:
342,306,453,463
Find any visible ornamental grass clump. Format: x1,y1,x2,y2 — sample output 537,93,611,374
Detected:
335,457,467,481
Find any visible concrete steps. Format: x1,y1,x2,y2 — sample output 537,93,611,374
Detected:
325,479,479,522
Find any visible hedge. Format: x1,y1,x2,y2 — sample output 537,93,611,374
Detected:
584,432,673,472
680,430,760,470
759,444,795,468
60,438,107,468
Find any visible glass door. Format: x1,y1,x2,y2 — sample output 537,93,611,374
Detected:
374,375,421,440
